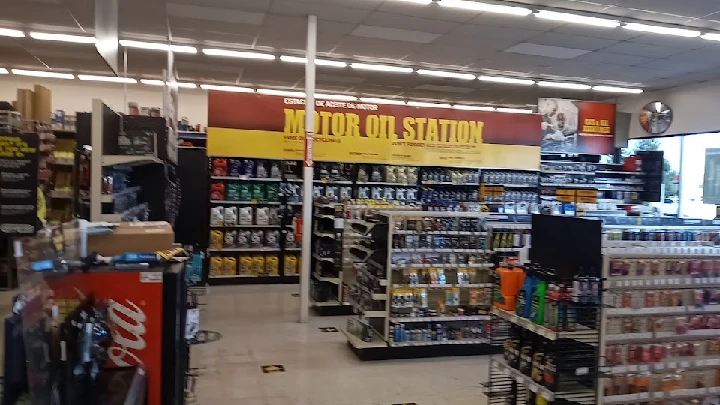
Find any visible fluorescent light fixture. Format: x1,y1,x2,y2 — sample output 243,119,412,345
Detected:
407,101,452,109
497,107,533,114
0,28,24,38
78,74,137,84
592,85,643,94
359,97,406,105
417,69,475,80
437,0,531,16
119,40,197,54
0,68,8,75
200,84,255,93
202,48,275,60
140,79,198,89
479,76,535,85
30,32,96,43
453,105,495,111
350,63,413,73
390,0,433,4
280,55,347,67
534,10,620,28
623,22,700,38
140,79,165,86
257,89,306,97
316,94,358,101
701,33,720,41
537,81,591,90
12,69,74,79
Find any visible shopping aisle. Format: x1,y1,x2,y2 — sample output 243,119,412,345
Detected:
192,285,490,405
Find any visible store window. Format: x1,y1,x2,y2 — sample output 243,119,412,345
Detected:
625,137,682,216
679,132,720,219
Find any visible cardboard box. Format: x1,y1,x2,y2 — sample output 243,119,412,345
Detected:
16,89,33,120
87,221,174,256
33,85,51,123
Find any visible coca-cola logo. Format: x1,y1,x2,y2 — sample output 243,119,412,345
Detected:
107,299,147,367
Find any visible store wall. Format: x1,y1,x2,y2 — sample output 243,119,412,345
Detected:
617,79,720,140
0,76,208,127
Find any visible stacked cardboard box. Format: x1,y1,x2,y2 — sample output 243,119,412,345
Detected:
13,84,52,123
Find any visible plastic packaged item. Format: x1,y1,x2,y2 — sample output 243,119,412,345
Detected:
252,184,266,201
239,207,253,225
224,230,237,248
209,256,223,276
237,231,250,248
239,256,253,275
223,257,237,275
257,161,268,178
226,183,241,201
210,206,224,226
224,206,238,226
263,255,278,275
210,182,225,200
265,230,280,248
256,207,269,225
209,230,223,249
239,184,251,201
284,255,298,275
251,255,265,275
244,159,255,177
270,162,281,179
212,158,227,176
266,184,279,202
250,230,264,247
229,159,243,177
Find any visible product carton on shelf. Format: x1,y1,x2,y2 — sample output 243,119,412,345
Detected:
87,221,174,256
32,84,52,124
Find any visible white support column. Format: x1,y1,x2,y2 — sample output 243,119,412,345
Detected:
90,99,104,222
299,14,317,323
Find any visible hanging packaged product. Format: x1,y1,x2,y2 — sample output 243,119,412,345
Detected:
223,257,237,275
210,206,224,226
266,255,279,275
239,256,253,276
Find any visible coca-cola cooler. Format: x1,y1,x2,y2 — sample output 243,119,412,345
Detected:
47,263,187,405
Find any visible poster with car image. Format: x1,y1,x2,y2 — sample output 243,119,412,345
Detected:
539,98,616,155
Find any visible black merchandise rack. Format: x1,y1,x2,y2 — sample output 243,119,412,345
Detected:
205,156,302,285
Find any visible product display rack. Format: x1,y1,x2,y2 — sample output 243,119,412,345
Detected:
206,156,303,285
483,215,603,405
598,238,720,405
310,200,351,315
343,210,511,360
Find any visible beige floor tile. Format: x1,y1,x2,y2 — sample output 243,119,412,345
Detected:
194,284,490,405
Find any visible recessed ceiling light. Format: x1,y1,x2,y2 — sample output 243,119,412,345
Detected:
389,0,433,4
537,81,591,90
417,69,475,80
175,82,197,89
316,94,358,101
497,107,534,114
78,74,137,84
119,40,197,54
453,105,495,111
12,69,74,79
257,89,306,97
592,85,643,94
623,23,700,38
30,32,96,43
479,76,535,85
0,68,8,75
534,10,620,28
437,0,531,16
359,97,406,105
0,28,25,38
202,48,275,60
200,84,255,93
407,101,452,108
140,79,165,86
350,63,413,73
279,55,347,68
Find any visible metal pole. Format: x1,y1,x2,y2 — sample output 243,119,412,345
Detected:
299,14,317,323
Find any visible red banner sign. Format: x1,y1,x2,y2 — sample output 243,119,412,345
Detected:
539,98,616,155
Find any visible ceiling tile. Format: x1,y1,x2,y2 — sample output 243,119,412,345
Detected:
405,45,482,67
362,12,459,34
413,83,475,93
550,25,641,41
621,0,720,19
627,33,707,50
573,51,654,66
166,0,271,13
375,2,477,23
351,25,439,44
269,0,372,24
505,43,590,59
600,42,687,58
438,24,545,48
331,36,422,59
528,32,618,51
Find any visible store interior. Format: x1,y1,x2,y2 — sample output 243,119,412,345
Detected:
4,1,720,405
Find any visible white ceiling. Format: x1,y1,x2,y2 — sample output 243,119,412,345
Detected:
3,0,720,107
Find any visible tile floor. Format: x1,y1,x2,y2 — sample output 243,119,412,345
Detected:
192,285,491,405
